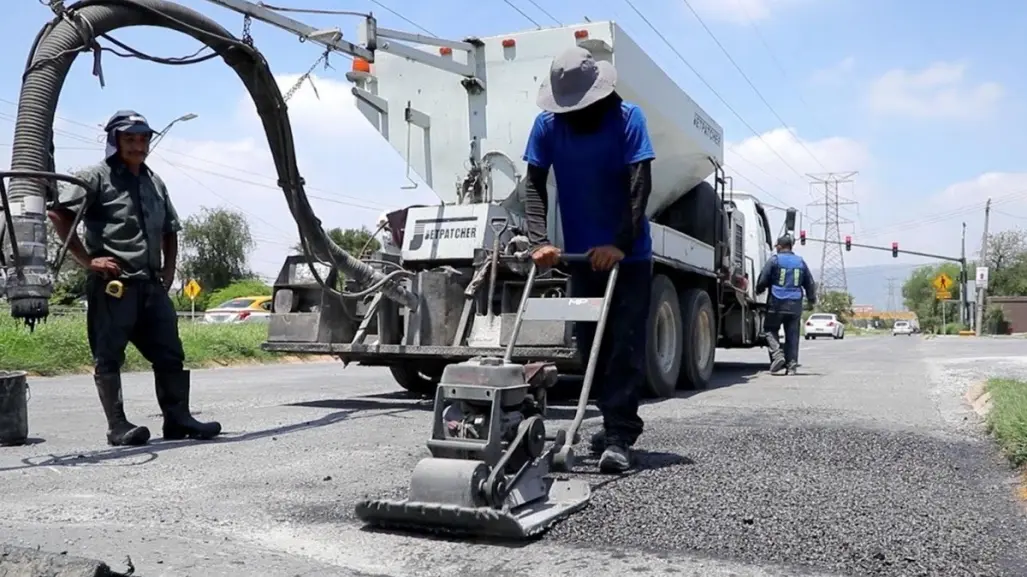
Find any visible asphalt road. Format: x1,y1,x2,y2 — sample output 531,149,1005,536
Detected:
1,335,1026,577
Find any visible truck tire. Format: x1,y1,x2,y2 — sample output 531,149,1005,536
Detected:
644,274,683,399
390,363,443,397
678,288,716,390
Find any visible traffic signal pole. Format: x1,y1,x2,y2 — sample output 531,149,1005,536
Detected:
799,233,969,325
801,235,964,263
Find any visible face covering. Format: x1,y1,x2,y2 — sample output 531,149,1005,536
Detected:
560,93,620,134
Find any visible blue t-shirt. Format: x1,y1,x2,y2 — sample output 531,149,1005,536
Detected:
522,101,656,261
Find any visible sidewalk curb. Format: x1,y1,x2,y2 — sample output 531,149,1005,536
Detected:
964,381,993,418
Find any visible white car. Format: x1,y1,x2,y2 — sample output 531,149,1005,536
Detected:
804,313,845,340
892,320,914,336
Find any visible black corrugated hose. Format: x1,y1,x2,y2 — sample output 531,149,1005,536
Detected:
5,0,417,323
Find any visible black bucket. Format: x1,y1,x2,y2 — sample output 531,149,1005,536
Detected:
0,371,29,446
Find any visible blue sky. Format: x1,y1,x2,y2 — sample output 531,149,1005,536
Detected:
2,0,1024,288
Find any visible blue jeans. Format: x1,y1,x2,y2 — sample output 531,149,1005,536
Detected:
568,260,650,447
764,312,801,365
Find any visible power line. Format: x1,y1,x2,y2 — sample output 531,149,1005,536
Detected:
0,105,391,212
679,0,828,172
729,0,835,141
621,0,811,186
525,0,562,25
364,0,436,36
502,0,542,28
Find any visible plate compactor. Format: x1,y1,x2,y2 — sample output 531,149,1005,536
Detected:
355,257,619,538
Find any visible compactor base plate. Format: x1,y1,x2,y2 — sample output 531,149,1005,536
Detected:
354,476,590,539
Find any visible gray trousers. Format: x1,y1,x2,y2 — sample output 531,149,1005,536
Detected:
764,312,801,365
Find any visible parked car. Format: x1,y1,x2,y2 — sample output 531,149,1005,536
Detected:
804,313,845,340
202,296,273,324
892,320,914,336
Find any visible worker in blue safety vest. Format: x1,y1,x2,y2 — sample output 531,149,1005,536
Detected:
756,234,817,375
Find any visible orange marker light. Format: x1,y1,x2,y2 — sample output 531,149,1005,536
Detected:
352,58,371,73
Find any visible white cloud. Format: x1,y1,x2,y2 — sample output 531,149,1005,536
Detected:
725,126,871,210
688,0,807,24
867,61,1003,120
847,172,1027,273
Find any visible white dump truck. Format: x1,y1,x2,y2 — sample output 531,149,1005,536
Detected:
238,11,788,398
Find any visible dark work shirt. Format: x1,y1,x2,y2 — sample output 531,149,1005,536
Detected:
56,158,181,280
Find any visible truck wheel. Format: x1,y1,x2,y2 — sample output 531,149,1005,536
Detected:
678,288,716,390
390,363,443,397
644,275,683,399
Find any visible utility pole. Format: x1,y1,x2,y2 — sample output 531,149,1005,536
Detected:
960,222,967,326
975,199,992,336
807,172,859,294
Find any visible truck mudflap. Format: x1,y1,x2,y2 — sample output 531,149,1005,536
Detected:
261,342,581,369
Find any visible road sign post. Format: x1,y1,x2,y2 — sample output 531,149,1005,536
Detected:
184,279,202,322
932,272,953,294
976,266,989,290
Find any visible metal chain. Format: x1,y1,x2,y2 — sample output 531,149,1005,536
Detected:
283,49,331,102
241,15,253,46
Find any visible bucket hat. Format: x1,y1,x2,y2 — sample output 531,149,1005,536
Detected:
537,46,617,113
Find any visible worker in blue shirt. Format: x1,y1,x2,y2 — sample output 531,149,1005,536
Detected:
521,46,654,473
756,234,817,374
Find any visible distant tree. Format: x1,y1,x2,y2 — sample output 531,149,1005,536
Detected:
901,262,963,332
47,221,87,305
816,290,854,322
292,226,380,258
983,229,1027,296
179,207,255,295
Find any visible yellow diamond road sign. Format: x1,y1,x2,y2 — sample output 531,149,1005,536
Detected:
184,279,202,300
932,273,953,291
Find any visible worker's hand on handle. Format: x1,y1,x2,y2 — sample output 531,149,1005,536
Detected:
587,245,624,272
89,256,121,279
160,266,175,292
531,244,562,268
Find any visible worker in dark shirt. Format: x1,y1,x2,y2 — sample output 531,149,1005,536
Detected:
756,235,817,375
521,46,654,473
48,110,222,446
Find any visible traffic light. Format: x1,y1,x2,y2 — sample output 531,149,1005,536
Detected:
845,235,851,251
891,242,898,258
799,230,806,246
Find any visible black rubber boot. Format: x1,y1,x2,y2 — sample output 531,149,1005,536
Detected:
94,373,151,446
155,370,222,441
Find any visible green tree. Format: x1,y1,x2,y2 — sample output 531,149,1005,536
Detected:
902,262,963,332
983,229,1027,296
292,226,380,258
47,222,87,305
179,207,256,296
816,290,854,322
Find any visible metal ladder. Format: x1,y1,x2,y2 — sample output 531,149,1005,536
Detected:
504,254,619,447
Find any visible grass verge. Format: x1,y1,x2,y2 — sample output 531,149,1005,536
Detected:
0,313,296,376
985,378,1027,469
